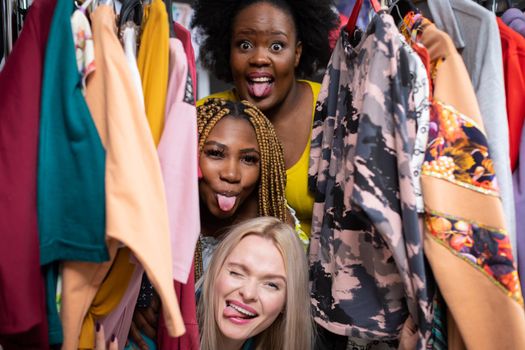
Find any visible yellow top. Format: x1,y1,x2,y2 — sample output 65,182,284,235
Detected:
137,0,169,146
78,248,135,349
197,80,320,236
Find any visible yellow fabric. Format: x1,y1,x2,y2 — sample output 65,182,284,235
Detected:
197,80,320,236
137,0,169,146
78,248,135,349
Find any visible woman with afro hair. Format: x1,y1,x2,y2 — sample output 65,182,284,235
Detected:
193,0,339,238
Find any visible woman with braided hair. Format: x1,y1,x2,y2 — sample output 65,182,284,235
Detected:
193,0,339,238
127,98,306,349
195,97,303,281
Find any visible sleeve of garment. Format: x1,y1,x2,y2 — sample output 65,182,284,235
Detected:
451,0,517,257
137,0,170,146
158,38,200,284
0,0,55,345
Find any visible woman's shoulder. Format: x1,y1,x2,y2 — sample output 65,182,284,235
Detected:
196,89,239,107
298,79,321,100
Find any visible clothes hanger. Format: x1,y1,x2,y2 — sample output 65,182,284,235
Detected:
389,0,419,25
118,0,143,28
345,0,381,34
388,0,417,34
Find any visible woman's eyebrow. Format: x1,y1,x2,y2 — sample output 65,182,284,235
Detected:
239,148,261,155
204,140,226,148
227,262,286,282
234,28,288,38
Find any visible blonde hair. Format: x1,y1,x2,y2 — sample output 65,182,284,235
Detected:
198,217,313,350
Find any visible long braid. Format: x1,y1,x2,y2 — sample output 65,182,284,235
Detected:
195,98,287,280
241,101,287,222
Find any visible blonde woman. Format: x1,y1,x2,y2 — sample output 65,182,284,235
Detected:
199,216,312,350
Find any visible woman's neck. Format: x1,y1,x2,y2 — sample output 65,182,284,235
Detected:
218,336,245,350
264,79,303,122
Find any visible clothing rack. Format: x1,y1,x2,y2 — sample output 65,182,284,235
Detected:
1,0,31,66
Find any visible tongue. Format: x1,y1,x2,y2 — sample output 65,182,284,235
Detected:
224,305,249,319
249,82,272,98
217,194,236,212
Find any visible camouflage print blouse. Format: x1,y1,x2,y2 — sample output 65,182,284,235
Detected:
308,13,432,349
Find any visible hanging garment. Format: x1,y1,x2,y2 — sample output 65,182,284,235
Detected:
120,23,144,111
158,38,200,284
308,13,432,349
514,120,525,308
0,0,56,347
402,37,432,214
98,22,146,350
158,263,200,350
422,100,525,350
155,36,200,350
197,79,320,236
39,0,108,343
70,9,95,93
137,0,169,146
173,21,197,103
76,248,135,349
426,0,516,258
60,5,184,349
501,7,525,37
497,17,525,172
100,255,143,349
410,17,525,350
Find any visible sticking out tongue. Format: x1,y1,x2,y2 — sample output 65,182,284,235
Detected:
217,194,236,212
248,82,272,98
225,305,250,319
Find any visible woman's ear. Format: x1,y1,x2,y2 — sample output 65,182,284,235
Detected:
294,41,303,68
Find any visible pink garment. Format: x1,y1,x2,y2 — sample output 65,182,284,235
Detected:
101,255,144,349
158,38,200,283
60,6,184,349
173,22,196,102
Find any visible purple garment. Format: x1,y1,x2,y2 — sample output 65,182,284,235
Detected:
514,121,525,294
101,255,143,350
502,8,525,37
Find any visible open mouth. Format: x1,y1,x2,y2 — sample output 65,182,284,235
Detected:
216,193,238,212
226,301,258,319
247,76,274,99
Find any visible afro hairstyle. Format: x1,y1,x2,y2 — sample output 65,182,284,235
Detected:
191,0,340,82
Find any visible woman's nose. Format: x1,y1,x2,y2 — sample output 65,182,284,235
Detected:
219,159,241,183
249,47,270,66
239,280,258,302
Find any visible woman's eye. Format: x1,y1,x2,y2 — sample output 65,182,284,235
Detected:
229,270,242,277
242,155,259,165
270,42,284,51
239,41,252,50
265,282,280,290
204,149,224,159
